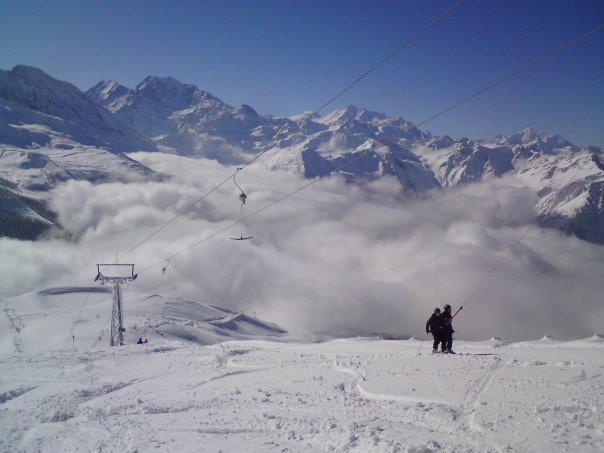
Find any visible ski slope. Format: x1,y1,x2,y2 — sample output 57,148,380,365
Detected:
1,288,602,452
0,287,288,354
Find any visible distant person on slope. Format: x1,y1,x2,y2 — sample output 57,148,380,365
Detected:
137,337,144,344
441,305,455,353
425,308,443,353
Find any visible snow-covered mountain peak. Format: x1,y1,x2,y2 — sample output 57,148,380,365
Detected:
135,75,191,94
2,64,81,100
87,80,130,103
507,127,577,153
10,64,53,81
238,104,259,116
132,76,228,109
318,105,387,125
289,111,318,122
480,127,578,157
0,65,154,152
519,126,537,143
84,74,236,148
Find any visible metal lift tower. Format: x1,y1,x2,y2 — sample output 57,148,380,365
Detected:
95,264,137,346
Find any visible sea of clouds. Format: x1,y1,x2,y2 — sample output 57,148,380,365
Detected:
1,152,603,340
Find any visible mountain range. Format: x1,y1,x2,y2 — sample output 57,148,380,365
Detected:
0,65,602,244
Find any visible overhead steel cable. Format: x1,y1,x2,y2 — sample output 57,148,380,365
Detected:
115,0,465,263
63,289,92,350
417,23,603,128
450,160,590,320
115,173,233,262
310,0,465,116
137,22,602,276
138,149,379,275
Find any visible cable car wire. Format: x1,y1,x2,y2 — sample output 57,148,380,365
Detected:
417,23,603,128
114,0,465,263
136,22,602,277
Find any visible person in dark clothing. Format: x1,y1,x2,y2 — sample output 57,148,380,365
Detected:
137,337,144,344
440,304,455,353
425,308,443,353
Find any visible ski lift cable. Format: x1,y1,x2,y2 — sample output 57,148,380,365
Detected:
138,151,374,274
417,23,603,128
137,23,601,277
309,0,465,117
115,173,234,263
114,0,465,263
90,315,111,349
63,289,92,350
451,161,589,319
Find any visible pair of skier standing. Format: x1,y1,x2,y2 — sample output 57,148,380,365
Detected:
425,304,455,354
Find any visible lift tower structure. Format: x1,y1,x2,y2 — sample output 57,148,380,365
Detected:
95,264,137,346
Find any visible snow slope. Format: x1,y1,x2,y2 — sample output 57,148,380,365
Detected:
0,66,163,238
0,141,163,239
0,334,602,451
0,287,287,354
0,66,154,152
1,286,603,451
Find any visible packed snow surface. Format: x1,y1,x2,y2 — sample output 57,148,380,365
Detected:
1,289,603,452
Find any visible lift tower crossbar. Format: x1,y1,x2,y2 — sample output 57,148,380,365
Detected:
95,264,137,346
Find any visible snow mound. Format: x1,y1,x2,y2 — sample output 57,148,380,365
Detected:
565,334,604,346
208,313,286,335
585,334,604,343
485,336,510,348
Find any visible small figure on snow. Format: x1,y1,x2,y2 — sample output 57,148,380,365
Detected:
137,337,144,345
144,339,148,343
425,308,443,353
441,305,455,354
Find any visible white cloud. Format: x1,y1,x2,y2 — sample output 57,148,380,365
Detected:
1,152,603,341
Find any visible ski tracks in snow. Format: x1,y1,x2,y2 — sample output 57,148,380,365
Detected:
460,355,505,432
331,353,508,451
3,340,603,451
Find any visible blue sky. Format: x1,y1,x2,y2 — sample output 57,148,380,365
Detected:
1,0,603,145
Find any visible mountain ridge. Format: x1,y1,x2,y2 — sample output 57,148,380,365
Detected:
0,65,602,244
0,66,163,239
83,73,600,245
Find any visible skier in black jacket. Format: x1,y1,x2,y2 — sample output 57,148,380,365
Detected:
441,304,455,353
425,308,443,353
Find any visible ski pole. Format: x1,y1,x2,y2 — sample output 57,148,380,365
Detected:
452,306,463,319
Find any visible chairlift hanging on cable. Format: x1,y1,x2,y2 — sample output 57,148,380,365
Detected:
231,167,253,241
161,259,171,275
